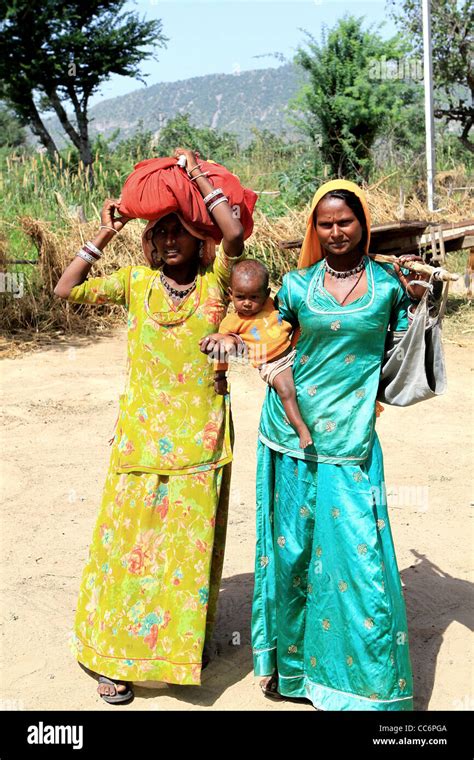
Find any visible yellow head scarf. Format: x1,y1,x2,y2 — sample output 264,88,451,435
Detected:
297,179,371,269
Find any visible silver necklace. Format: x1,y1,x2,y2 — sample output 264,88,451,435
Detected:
160,270,197,299
325,258,365,279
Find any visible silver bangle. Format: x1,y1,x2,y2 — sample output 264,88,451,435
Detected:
85,240,103,256
208,196,229,213
99,225,118,235
187,163,202,176
190,171,210,182
76,250,96,265
203,188,224,205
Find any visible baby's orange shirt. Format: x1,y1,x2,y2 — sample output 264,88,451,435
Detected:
215,297,293,371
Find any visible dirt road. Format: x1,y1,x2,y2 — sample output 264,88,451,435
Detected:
1,331,472,711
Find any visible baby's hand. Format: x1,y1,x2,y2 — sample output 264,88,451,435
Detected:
199,333,226,355
200,333,238,360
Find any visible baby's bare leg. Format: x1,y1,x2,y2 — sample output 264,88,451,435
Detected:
272,367,313,449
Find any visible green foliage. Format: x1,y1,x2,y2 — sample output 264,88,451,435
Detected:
277,154,324,207
389,0,473,152
0,105,27,148
436,128,474,170
234,128,319,213
113,122,158,165
294,16,424,180
155,114,239,163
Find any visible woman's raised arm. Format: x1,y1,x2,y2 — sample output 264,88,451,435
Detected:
54,199,131,299
173,148,244,258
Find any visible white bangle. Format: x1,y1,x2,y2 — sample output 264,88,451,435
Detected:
85,240,103,256
203,188,224,205
76,250,96,265
99,225,118,235
208,196,229,213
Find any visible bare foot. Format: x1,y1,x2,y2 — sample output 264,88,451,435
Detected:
298,427,313,449
260,673,283,700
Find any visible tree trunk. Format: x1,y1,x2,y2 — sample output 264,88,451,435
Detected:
47,89,94,187
26,99,59,160
79,138,94,189
459,118,474,154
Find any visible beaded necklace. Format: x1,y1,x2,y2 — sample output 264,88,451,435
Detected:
325,258,365,279
160,270,197,300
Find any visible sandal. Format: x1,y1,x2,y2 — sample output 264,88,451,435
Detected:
97,676,134,705
260,673,284,701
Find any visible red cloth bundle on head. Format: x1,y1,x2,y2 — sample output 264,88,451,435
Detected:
118,157,258,241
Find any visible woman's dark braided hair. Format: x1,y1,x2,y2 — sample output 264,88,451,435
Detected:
313,190,368,253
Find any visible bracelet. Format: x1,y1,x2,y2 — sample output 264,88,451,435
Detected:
82,246,101,262
190,171,210,182
187,163,202,176
203,188,224,205
76,250,97,265
208,196,229,213
99,225,118,235
85,240,103,256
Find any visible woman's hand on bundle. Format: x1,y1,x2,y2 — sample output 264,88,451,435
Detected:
101,198,132,233
174,147,244,259
393,254,430,301
174,147,200,172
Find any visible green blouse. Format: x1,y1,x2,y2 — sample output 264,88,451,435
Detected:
258,257,411,464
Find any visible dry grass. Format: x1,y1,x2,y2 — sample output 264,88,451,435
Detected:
0,210,144,355
441,251,473,344
1,182,472,354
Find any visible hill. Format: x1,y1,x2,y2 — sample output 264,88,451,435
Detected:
45,63,308,147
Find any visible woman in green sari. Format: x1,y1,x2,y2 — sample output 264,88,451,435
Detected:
252,180,427,711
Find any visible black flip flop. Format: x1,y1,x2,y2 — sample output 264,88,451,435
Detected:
97,676,134,705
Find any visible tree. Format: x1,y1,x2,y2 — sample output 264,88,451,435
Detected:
0,105,27,148
390,0,473,153
0,1,167,182
294,16,424,179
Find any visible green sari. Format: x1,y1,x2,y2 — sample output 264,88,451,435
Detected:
252,257,414,710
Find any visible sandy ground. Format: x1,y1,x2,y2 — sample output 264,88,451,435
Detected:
0,329,472,712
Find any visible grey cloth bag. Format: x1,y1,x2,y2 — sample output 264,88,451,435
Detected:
377,277,448,406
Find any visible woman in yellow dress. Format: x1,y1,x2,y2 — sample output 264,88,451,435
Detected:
54,148,245,704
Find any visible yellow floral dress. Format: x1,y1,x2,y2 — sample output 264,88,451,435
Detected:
67,245,244,685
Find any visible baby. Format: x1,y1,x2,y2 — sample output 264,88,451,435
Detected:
199,259,313,449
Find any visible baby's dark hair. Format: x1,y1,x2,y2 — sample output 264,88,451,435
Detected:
231,259,269,292
313,189,368,252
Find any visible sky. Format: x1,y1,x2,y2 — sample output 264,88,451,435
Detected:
90,0,399,106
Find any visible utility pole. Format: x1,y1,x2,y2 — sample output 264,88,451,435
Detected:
422,0,436,211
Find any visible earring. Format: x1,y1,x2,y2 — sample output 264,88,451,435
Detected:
151,245,162,268
198,241,204,258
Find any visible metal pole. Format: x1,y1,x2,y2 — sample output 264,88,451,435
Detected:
422,0,436,211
